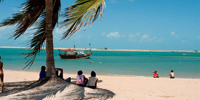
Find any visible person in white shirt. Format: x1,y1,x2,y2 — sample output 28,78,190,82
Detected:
169,70,175,78
87,71,98,89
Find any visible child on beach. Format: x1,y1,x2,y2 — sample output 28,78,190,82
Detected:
87,71,98,89
76,70,88,87
39,66,46,80
153,71,159,78
0,56,4,93
169,70,175,78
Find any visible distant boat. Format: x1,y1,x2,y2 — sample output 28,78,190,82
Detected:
59,48,92,59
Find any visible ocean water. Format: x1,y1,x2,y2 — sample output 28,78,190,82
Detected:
0,48,200,78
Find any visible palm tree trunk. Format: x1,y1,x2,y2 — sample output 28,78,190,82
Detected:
45,0,56,78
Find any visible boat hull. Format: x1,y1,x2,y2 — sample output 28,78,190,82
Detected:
59,53,91,59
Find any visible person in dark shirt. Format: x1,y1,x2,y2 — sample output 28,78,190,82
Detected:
39,66,46,80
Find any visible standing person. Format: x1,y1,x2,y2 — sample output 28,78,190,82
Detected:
153,71,159,78
76,70,88,87
87,71,98,89
0,56,4,93
39,66,46,80
169,70,175,78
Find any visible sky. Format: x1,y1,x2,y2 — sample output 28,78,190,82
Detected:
0,0,200,50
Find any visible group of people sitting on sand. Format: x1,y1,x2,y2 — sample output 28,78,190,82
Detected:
1,56,176,93
76,70,98,89
153,70,175,78
39,66,98,89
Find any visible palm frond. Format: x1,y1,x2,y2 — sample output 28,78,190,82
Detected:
60,0,105,39
23,0,61,68
0,13,24,27
0,0,45,39
52,0,61,28
22,13,46,69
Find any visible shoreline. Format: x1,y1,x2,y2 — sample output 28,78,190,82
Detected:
0,46,199,53
4,69,200,79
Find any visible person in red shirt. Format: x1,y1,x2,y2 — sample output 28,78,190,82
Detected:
153,71,159,78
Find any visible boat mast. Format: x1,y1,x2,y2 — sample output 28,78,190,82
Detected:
74,44,76,50
89,43,91,52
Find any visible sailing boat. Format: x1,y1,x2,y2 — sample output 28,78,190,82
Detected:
58,44,92,59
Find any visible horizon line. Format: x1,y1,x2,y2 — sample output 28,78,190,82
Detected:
0,46,199,53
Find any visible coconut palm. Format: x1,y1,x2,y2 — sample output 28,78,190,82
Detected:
0,0,105,78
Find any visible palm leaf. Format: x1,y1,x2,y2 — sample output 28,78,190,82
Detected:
0,0,46,39
0,13,24,27
23,0,61,68
22,13,46,69
60,0,105,39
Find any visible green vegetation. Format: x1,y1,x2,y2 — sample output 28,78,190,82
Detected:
194,50,198,52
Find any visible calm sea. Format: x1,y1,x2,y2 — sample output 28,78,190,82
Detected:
0,48,200,78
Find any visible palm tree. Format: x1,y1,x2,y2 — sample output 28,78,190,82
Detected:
0,0,105,78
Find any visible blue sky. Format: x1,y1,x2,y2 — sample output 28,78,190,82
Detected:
0,0,200,50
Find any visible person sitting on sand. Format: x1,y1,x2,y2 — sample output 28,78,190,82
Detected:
0,56,4,93
76,70,88,87
87,71,98,89
39,66,46,80
153,71,159,78
169,70,175,78
56,68,63,79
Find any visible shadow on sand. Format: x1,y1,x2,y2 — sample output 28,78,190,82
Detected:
0,79,115,100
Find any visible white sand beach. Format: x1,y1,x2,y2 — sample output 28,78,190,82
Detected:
1,70,200,100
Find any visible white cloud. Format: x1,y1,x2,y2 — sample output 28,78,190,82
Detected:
128,33,163,42
0,26,15,39
129,34,134,38
54,27,66,39
106,32,120,39
55,27,65,35
198,35,200,39
148,37,157,41
171,31,178,38
0,25,33,41
128,32,140,38
171,31,176,36
142,34,149,39
0,27,6,31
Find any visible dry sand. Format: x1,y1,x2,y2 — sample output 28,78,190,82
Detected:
1,70,200,100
